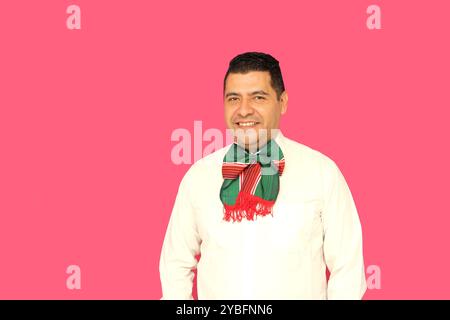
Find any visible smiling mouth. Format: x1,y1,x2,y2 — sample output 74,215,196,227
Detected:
235,121,259,127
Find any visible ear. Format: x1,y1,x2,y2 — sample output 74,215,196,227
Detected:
280,91,288,115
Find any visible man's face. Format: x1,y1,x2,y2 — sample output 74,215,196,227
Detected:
224,71,288,151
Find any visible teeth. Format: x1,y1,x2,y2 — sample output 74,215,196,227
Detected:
238,122,257,127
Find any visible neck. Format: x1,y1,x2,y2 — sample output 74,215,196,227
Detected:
234,129,282,153
243,139,270,154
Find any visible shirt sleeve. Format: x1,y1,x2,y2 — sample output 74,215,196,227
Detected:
159,169,201,300
321,159,367,299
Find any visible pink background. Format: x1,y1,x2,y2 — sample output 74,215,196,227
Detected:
1,0,449,299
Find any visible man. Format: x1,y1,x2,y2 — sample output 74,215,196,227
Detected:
159,52,367,299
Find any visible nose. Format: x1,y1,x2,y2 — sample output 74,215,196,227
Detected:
237,98,254,117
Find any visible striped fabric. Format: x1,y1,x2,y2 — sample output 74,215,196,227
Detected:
220,139,285,222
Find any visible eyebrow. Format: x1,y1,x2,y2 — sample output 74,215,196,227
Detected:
225,90,270,98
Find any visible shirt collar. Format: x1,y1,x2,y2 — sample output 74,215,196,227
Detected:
273,129,285,146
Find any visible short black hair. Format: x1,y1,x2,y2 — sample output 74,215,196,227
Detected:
223,52,285,100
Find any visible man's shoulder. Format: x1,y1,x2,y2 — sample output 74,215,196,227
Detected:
281,136,345,188
282,135,338,169
194,144,231,168
181,144,232,183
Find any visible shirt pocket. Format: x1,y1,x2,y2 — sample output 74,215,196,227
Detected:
267,200,322,253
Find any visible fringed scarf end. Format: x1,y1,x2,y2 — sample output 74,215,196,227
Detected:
223,192,275,223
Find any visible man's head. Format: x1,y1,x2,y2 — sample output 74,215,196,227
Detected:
223,52,288,152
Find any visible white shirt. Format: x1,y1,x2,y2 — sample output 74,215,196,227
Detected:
159,131,367,299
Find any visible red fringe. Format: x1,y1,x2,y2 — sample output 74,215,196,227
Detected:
223,192,275,222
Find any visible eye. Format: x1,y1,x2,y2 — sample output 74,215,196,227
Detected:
228,97,238,102
255,96,265,100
